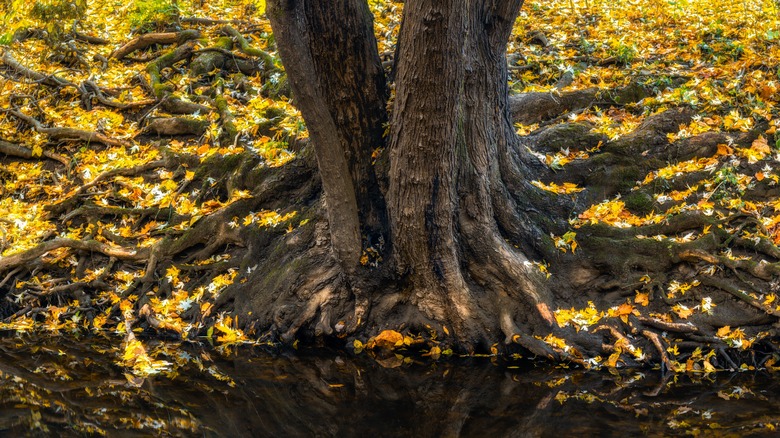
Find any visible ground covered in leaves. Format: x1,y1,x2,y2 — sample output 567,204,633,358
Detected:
0,0,779,381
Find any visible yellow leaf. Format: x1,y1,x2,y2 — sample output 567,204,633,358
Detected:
31,144,42,157
716,326,731,337
634,291,649,307
752,136,770,154
606,350,621,368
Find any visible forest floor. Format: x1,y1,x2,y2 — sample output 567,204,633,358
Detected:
0,0,779,379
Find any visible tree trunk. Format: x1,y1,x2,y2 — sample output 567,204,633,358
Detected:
267,0,564,353
267,0,388,273
385,0,565,353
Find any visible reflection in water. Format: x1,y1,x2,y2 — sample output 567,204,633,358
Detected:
0,335,777,437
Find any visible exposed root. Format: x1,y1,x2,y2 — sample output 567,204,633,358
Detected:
699,276,780,317
143,117,209,136
0,238,147,272
46,157,180,216
636,315,699,334
112,29,201,60
4,109,130,147
0,139,69,166
509,82,649,125
1,50,75,89
220,25,276,70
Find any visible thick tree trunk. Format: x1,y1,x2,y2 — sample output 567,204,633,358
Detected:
384,0,561,352
386,0,468,320
266,0,563,352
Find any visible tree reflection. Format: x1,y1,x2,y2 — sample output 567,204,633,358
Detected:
0,336,776,436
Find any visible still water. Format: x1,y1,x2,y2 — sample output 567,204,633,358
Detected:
0,335,777,437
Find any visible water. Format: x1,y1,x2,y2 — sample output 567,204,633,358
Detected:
0,335,777,437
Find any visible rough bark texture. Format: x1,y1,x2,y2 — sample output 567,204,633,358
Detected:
5,0,779,369
266,1,370,273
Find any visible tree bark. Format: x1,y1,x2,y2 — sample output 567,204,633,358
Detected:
267,0,388,272
267,0,562,350
386,0,467,320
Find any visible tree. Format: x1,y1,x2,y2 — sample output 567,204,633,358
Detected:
253,0,780,365
1,0,778,369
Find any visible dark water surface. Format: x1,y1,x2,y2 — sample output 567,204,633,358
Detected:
0,335,777,437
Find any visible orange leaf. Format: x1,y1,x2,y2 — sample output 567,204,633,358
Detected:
634,291,649,307
752,136,770,154
716,143,733,156
372,330,404,349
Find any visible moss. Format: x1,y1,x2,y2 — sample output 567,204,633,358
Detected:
624,191,654,216
222,25,277,69
190,37,233,77
214,93,238,144
199,151,250,178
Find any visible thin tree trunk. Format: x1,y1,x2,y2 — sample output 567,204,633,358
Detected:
303,2,389,236
267,0,387,272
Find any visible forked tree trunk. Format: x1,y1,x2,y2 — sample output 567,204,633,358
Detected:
268,0,563,353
